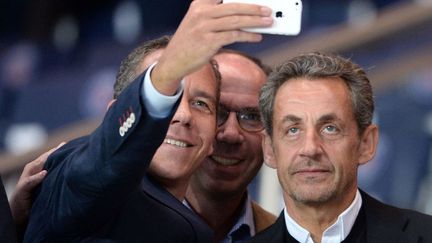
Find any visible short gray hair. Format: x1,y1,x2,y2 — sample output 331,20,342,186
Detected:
259,52,374,137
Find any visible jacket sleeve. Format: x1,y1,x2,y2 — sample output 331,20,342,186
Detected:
24,70,179,239
0,179,17,243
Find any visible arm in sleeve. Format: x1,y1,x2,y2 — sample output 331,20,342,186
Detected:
25,66,183,239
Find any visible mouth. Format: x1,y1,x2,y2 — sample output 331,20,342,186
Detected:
211,155,241,166
293,168,331,176
164,138,191,148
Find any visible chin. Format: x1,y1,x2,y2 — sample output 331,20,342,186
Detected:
150,165,183,180
290,187,337,204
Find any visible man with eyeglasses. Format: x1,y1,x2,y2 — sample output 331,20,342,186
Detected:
14,48,276,243
16,50,275,242
185,49,276,242
22,0,275,241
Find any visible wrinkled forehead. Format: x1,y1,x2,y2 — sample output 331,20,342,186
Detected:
184,63,218,101
273,77,355,121
215,53,267,85
216,54,265,108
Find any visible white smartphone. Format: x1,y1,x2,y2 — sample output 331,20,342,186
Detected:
223,0,302,35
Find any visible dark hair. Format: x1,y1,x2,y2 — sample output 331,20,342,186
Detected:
217,48,272,76
209,58,222,105
259,52,374,137
113,35,171,99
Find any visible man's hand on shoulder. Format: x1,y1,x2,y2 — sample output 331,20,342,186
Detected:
10,142,65,228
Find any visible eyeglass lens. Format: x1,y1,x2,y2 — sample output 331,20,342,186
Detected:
217,106,263,132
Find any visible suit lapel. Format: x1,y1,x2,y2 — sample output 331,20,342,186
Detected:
251,200,277,232
361,190,419,243
140,175,215,241
263,212,298,242
140,175,191,216
140,175,212,234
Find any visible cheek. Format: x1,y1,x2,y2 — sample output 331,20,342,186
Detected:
196,112,216,131
330,151,358,181
276,149,300,181
278,159,291,175
206,125,216,143
200,121,217,149
248,135,264,156
274,143,295,163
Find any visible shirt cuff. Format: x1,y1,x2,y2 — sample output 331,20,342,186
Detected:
141,62,184,118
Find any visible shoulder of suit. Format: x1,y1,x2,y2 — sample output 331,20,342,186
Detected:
361,190,432,219
248,211,285,242
361,189,432,239
251,201,276,219
251,200,277,232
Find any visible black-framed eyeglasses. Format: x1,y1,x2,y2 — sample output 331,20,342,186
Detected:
217,105,264,132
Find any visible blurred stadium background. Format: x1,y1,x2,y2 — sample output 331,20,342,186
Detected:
1,0,432,215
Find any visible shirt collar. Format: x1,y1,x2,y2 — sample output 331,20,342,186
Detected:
231,194,256,237
284,189,363,243
183,194,256,242
219,194,255,243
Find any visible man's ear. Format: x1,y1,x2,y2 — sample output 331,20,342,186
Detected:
106,99,117,111
263,133,277,169
358,124,379,165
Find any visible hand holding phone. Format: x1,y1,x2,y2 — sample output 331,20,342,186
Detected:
223,0,302,35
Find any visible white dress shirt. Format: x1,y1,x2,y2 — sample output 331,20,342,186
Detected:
220,195,256,243
141,62,184,118
284,190,363,243
183,194,256,243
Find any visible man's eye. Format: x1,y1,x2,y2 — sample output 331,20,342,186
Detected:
191,100,210,111
191,100,207,107
288,127,299,135
239,112,261,121
323,125,338,134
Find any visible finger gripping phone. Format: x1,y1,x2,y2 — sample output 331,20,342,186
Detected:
223,0,302,36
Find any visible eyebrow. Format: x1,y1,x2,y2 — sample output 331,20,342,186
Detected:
241,107,260,112
280,113,340,124
192,89,217,104
281,115,302,124
219,104,259,112
317,113,339,124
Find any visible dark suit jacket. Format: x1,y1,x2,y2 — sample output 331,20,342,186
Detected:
249,190,432,243
23,73,213,242
0,178,17,243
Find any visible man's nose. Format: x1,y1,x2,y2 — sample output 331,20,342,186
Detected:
171,100,193,127
299,129,323,158
216,112,244,144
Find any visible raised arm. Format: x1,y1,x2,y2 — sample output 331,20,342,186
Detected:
25,0,272,239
